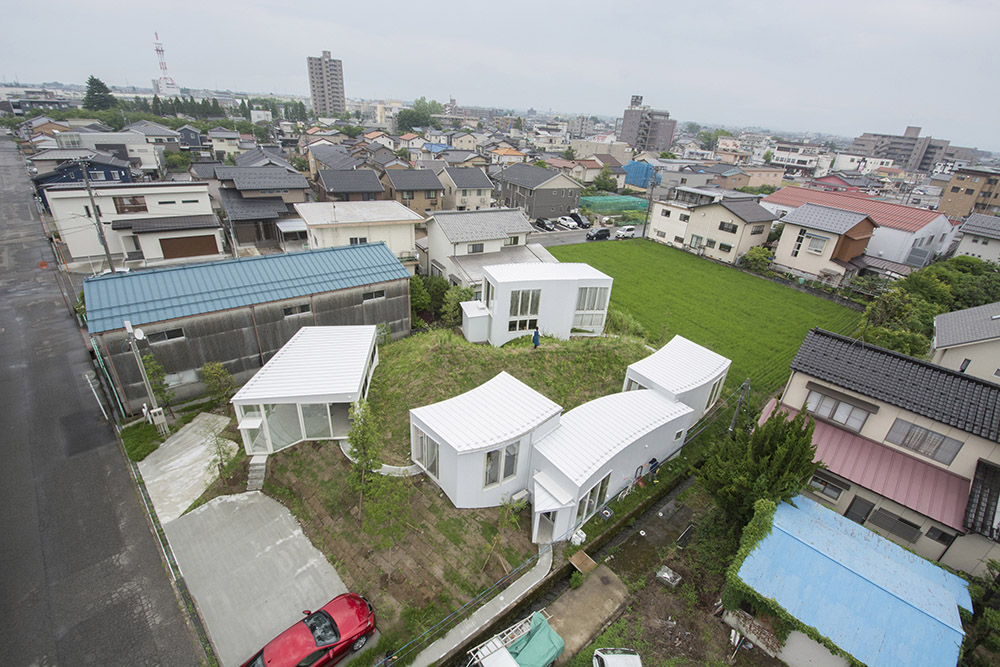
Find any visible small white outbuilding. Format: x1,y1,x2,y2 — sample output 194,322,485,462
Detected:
231,326,379,455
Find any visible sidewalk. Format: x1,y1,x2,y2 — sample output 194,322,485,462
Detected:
410,546,554,667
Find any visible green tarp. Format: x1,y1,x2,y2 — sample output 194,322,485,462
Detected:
580,195,648,214
506,613,565,667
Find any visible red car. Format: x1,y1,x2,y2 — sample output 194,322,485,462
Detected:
240,593,376,667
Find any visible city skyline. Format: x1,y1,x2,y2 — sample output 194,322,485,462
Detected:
2,0,997,151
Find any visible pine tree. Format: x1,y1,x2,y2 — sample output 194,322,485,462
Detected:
151,94,162,116
239,99,250,119
83,75,117,110
210,98,223,117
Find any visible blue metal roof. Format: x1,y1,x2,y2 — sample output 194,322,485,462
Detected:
737,497,971,667
83,243,409,334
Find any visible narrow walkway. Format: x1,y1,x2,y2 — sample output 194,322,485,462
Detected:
410,546,554,667
338,440,421,476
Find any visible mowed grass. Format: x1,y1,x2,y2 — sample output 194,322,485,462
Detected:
369,329,650,463
549,240,863,402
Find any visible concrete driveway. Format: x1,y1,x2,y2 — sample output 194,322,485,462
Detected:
164,492,350,666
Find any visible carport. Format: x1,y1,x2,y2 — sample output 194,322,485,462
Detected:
232,326,378,455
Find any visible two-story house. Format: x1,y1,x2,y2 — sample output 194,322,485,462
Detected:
317,169,386,202
177,124,202,148
30,149,133,206
771,203,877,284
208,127,243,160
438,167,493,211
931,302,1000,383
954,213,1000,263
446,132,477,151
420,208,554,298
55,129,163,175
766,328,1000,576
124,121,181,152
494,164,582,221
647,187,775,264
212,166,310,248
381,169,444,215
44,181,224,267
295,201,422,273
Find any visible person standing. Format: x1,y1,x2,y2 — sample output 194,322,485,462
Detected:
532,328,540,349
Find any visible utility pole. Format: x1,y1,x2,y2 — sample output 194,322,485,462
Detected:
728,379,750,437
641,164,656,239
79,161,117,272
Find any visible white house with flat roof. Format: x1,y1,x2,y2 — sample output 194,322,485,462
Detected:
409,335,731,543
232,326,378,455
463,263,613,347
294,201,423,273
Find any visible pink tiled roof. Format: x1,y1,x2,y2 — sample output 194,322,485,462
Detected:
764,186,945,233
761,399,970,530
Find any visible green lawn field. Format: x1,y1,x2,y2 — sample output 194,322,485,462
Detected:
549,240,863,402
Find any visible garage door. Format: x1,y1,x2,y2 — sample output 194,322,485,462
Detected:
159,235,219,259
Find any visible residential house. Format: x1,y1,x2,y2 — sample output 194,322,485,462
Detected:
770,141,832,177
294,201,421,273
939,166,1000,219
490,147,527,165
381,169,444,215
494,164,582,221
409,335,729,543
234,146,295,170
232,326,380,455
462,263,612,347
678,140,712,160
31,150,132,206
317,169,385,202
809,171,880,193
16,116,69,142
363,130,395,150
55,129,163,175
396,132,425,151
696,163,750,190
591,154,627,189
177,124,202,148
84,243,411,413
308,143,364,178
45,181,224,266
724,496,970,667
831,152,895,175
438,167,493,210
647,187,775,264
446,132,477,151
439,150,488,169
931,302,1000,383
544,158,604,185
765,328,1000,576
954,213,1000,263
771,203,877,284
420,208,553,297
741,165,784,190
211,166,309,248
207,127,243,160
762,186,957,268
569,140,630,163
124,121,181,152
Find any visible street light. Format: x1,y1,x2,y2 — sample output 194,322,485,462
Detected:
124,320,168,435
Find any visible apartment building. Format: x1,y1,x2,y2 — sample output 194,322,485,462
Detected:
938,166,1000,219
307,50,346,116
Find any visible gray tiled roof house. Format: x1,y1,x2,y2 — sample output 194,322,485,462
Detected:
318,169,385,194
384,169,445,191
780,203,874,234
934,302,1000,349
444,167,493,189
432,208,533,243
719,199,778,224
961,214,1000,241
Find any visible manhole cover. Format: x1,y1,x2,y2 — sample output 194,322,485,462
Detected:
37,261,49,269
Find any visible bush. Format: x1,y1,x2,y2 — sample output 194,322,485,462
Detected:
740,246,772,273
604,305,648,340
441,285,474,327
570,571,584,589
421,275,450,317
200,362,236,411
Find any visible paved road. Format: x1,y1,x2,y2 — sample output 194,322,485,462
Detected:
0,137,204,665
527,222,648,248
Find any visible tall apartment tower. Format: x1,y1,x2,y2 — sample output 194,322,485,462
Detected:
307,51,346,117
619,95,676,152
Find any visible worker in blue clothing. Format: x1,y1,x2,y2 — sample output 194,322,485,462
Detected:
532,327,540,349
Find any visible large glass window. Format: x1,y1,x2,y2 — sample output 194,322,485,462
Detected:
509,289,540,331
302,404,331,440
574,286,608,328
113,195,147,214
805,389,870,431
885,418,964,465
576,474,610,525
415,429,438,478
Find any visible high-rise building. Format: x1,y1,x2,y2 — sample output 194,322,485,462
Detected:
848,126,977,174
619,95,676,152
307,51,346,117
938,166,1000,219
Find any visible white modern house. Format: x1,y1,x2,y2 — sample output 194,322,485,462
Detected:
462,263,613,347
409,335,731,543
232,326,379,455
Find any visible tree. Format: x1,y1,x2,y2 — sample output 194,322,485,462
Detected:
762,150,774,164
962,559,1000,665
395,147,410,160
561,147,577,160
410,275,431,317
513,117,523,130
441,285,474,327
164,151,191,172
684,122,701,135
239,99,250,119
396,109,428,133
83,76,117,110
290,155,309,172
658,151,678,159
697,128,734,151
412,96,443,116
698,407,820,533
200,362,236,412
151,94,162,116
347,400,382,524
422,275,450,316
532,160,548,168
142,353,175,416
740,246,772,273
224,153,237,166
592,166,618,192
211,98,224,117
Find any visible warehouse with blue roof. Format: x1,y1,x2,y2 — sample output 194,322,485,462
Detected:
724,496,971,667
83,243,411,414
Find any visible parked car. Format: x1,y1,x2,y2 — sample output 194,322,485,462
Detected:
594,648,642,667
615,225,636,239
586,228,610,241
570,212,591,228
557,216,578,229
536,218,555,231
240,593,376,667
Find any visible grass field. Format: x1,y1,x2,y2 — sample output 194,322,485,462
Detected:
549,240,863,403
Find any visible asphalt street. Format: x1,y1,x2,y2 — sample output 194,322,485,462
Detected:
527,222,647,247
0,137,204,665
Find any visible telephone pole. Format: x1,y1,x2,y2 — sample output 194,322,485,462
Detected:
78,160,117,272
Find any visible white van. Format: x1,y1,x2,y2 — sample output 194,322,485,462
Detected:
615,226,636,239
593,648,642,667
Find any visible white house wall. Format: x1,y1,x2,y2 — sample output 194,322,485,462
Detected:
623,366,727,425
136,228,225,261
308,222,415,262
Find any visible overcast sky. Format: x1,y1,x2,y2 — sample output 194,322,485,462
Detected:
3,0,997,150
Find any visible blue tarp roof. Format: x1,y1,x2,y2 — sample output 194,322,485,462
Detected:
83,243,409,333
738,497,971,667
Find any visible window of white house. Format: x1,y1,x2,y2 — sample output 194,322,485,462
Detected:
805,389,870,431
349,237,367,245
706,239,717,249
719,221,738,234
868,508,922,543
485,280,495,311
884,418,963,465
674,430,684,441
679,214,690,222
574,286,608,328
362,290,386,302
401,190,414,200
661,209,670,217
705,376,724,410
158,200,176,205
925,526,955,546
718,243,732,253
461,189,468,197
504,236,519,246
426,190,438,199
484,442,519,487
751,224,766,235
181,199,199,204
113,195,147,214
147,327,185,343
283,303,311,317
690,234,703,247
415,429,438,478
468,243,484,253
807,235,827,254
656,230,666,238
508,288,540,332
809,474,843,500
674,236,684,243
576,474,610,525
791,228,806,257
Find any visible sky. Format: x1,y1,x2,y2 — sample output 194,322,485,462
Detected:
2,0,997,151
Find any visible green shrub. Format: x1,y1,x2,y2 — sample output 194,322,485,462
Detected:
570,571,584,588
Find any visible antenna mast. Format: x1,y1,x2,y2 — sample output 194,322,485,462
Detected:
154,32,176,86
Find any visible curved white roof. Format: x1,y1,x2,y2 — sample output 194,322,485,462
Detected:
232,326,376,404
534,390,692,486
627,335,731,395
410,372,561,452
